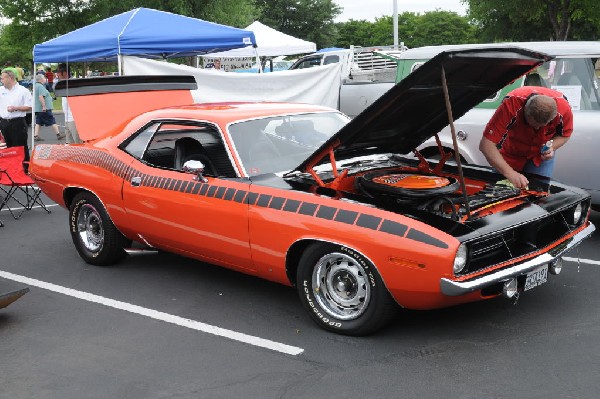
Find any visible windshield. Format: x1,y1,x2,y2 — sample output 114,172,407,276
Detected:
528,58,600,111
228,112,349,176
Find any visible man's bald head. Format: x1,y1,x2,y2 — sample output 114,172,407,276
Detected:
524,94,557,125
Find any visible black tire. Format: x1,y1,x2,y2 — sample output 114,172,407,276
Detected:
297,243,398,335
69,192,130,266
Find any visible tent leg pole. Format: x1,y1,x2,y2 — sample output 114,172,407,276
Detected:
254,47,262,73
30,60,35,150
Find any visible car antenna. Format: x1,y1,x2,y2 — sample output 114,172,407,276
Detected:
441,65,472,221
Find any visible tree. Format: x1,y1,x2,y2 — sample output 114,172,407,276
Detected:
93,0,257,29
404,11,478,47
465,0,600,41
0,0,102,65
335,11,477,48
254,0,342,49
335,19,379,48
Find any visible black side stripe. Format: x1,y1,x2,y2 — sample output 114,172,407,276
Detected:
40,146,449,249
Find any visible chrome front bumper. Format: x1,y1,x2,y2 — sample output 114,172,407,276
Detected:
440,222,595,296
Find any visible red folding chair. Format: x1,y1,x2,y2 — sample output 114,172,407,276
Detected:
0,146,51,222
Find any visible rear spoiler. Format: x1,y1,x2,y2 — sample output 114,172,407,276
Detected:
54,75,197,96
54,75,197,142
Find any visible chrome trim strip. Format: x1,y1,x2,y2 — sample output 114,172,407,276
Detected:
124,248,159,256
440,223,595,296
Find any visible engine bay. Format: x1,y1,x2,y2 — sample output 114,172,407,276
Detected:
355,169,530,221
285,149,550,223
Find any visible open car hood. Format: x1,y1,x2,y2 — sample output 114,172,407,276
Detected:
293,46,551,172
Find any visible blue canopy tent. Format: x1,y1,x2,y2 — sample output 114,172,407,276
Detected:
33,7,257,68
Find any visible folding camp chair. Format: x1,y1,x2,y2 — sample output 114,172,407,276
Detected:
0,146,50,222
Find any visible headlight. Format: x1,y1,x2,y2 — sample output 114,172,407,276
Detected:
572,203,583,225
453,243,468,274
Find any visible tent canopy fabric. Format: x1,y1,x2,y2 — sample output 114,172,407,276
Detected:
33,7,257,62
207,21,316,58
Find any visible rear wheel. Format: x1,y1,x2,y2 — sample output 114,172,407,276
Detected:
69,192,130,266
296,243,397,335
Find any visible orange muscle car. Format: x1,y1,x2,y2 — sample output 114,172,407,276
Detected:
29,47,595,335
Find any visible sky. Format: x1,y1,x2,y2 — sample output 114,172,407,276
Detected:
334,0,468,22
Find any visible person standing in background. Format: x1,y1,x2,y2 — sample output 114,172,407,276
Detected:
45,66,56,99
0,69,32,168
33,74,64,141
56,63,81,144
15,64,25,82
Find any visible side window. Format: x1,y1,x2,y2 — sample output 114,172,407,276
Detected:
122,123,159,159
323,55,340,65
547,58,599,111
122,121,237,178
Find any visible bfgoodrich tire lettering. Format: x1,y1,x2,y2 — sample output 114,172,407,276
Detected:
297,243,397,335
69,192,129,266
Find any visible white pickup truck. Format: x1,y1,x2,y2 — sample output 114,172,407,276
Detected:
289,46,406,118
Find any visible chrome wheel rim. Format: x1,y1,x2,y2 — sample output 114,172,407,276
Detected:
77,203,104,253
312,252,371,320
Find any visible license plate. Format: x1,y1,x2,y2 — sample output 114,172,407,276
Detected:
524,265,548,291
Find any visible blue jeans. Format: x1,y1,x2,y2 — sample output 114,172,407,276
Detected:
522,157,555,177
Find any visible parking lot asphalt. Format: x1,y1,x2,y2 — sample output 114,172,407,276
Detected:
1,121,600,398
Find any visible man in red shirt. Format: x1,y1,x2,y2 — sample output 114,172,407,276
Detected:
479,86,573,189
45,67,55,98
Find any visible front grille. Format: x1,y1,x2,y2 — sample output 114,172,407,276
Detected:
458,200,588,276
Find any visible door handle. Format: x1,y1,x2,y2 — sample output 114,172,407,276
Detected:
131,176,142,187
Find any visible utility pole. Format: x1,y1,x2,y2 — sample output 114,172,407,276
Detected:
393,0,398,49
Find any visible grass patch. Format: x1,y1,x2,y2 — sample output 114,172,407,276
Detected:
52,97,62,111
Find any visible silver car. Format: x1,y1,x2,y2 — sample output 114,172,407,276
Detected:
393,42,600,209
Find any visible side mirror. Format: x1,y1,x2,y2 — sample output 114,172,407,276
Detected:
182,159,208,183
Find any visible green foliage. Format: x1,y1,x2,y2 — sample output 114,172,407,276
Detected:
407,11,478,47
0,0,102,65
4,0,600,71
336,11,478,48
466,0,600,41
92,0,257,28
254,0,342,49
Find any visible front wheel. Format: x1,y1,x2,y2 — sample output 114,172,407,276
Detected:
297,243,398,335
69,192,130,266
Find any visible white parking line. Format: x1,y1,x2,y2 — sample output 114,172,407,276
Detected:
564,257,600,266
0,270,304,356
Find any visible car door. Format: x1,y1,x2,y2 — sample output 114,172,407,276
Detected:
119,120,255,272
